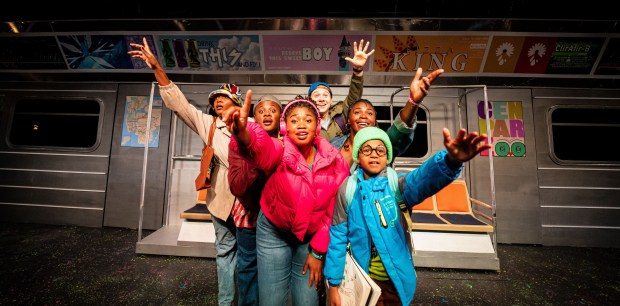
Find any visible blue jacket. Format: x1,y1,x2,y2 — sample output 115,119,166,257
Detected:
324,150,461,305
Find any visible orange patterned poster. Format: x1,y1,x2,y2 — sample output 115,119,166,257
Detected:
373,34,489,74
483,36,526,73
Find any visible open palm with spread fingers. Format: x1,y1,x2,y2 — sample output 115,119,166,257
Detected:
345,39,375,69
443,127,491,164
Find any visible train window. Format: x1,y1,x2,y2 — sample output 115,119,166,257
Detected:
8,98,101,150
374,105,428,158
550,106,620,163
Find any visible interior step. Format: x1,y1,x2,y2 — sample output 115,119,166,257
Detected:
135,220,216,258
135,224,215,258
410,231,500,271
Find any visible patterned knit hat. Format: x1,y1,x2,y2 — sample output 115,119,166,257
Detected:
208,83,243,106
352,127,393,163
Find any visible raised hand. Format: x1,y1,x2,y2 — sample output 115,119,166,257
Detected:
128,37,159,70
409,67,444,104
345,39,375,70
442,128,491,164
222,90,253,136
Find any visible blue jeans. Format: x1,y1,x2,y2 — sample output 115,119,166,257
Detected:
212,215,237,306
256,211,319,306
236,227,258,306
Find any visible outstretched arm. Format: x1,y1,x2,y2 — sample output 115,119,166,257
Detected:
128,37,171,86
399,67,444,126
443,128,492,165
341,39,376,113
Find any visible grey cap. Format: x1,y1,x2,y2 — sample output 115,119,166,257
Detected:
256,95,282,110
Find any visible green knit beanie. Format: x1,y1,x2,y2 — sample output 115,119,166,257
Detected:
352,127,393,163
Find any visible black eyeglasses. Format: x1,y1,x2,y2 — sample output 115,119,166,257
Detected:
360,144,387,157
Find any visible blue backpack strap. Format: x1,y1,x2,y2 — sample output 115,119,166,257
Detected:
387,167,403,205
388,167,413,233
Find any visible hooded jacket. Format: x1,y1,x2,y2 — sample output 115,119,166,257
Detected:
324,150,461,305
229,121,349,253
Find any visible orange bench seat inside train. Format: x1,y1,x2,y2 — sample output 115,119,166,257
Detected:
409,180,493,233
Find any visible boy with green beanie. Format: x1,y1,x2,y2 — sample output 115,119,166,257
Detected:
324,126,491,305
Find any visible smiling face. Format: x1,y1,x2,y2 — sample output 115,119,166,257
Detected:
309,86,332,117
348,100,377,134
357,139,389,179
254,101,282,137
211,94,236,117
285,103,318,148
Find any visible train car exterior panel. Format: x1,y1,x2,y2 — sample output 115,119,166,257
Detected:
533,89,620,247
0,169,107,190
0,83,118,228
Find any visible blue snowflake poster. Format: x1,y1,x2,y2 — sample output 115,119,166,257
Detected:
58,35,133,69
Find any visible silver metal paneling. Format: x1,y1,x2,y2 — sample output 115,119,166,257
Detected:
0,152,109,172
0,204,102,227
533,88,620,247
0,187,105,207
539,187,620,208
0,170,106,190
542,207,620,227
0,83,117,227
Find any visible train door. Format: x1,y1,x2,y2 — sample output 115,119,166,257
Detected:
104,83,173,230
465,88,540,244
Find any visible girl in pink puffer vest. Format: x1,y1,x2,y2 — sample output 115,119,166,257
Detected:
225,93,349,306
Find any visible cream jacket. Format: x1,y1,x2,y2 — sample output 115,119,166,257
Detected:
159,82,235,221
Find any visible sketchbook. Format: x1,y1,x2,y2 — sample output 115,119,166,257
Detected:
329,252,381,306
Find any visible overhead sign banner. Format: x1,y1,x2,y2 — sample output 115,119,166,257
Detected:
262,34,372,72
372,34,489,74
156,35,261,71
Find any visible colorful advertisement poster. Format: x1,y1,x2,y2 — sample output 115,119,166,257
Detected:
483,36,526,73
58,35,134,69
373,34,488,74
478,100,525,157
545,37,604,74
156,35,260,71
263,34,372,72
513,37,557,74
121,96,162,148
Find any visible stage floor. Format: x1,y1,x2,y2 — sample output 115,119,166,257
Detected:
1,221,618,305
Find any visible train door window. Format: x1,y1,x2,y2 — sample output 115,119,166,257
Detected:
550,106,620,163
8,98,101,150
374,105,428,158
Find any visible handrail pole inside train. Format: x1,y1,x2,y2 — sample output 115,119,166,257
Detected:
482,85,498,253
137,83,156,241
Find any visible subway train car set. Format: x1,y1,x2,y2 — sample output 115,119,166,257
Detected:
1,17,619,270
